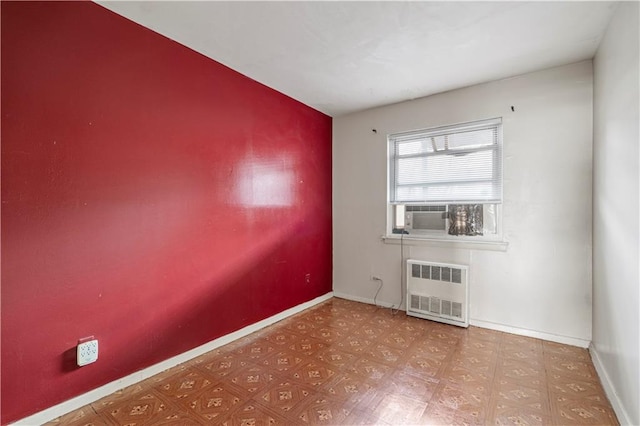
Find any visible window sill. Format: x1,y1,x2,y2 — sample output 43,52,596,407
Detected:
381,234,508,251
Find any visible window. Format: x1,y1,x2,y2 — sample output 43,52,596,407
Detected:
388,117,503,239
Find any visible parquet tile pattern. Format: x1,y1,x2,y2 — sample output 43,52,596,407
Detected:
46,298,618,425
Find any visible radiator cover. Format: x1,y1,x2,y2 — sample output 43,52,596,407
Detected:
406,259,469,327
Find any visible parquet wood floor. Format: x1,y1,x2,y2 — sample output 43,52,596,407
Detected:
46,298,618,425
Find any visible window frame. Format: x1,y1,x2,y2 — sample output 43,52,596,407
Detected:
386,118,504,242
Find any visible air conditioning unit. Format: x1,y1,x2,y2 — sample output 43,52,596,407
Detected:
406,259,469,327
404,205,448,233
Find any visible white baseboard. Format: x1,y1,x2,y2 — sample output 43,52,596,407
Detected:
332,291,398,309
469,318,591,348
13,292,334,426
589,344,633,426
335,292,591,348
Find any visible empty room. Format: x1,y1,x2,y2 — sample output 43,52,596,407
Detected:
1,1,638,425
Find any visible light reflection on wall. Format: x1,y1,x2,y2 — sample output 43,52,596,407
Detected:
235,156,294,207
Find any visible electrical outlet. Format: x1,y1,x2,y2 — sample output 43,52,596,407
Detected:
305,273,311,284
77,339,99,366
371,275,382,282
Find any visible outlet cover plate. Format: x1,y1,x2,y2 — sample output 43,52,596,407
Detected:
77,339,99,366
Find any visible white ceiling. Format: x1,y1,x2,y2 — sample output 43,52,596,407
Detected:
97,1,618,117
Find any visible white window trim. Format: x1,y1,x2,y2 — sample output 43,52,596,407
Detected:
388,117,503,205
381,203,508,245
386,118,506,245
380,234,509,251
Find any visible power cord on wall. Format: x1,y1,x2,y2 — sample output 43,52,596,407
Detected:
391,232,405,315
372,230,408,314
371,276,383,308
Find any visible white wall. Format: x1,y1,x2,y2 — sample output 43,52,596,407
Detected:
333,61,593,346
592,2,639,425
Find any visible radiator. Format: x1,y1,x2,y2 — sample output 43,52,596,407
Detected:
406,259,469,327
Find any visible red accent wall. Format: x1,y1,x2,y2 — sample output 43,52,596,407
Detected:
0,2,332,423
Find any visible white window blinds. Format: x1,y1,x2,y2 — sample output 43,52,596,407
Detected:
389,118,502,204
